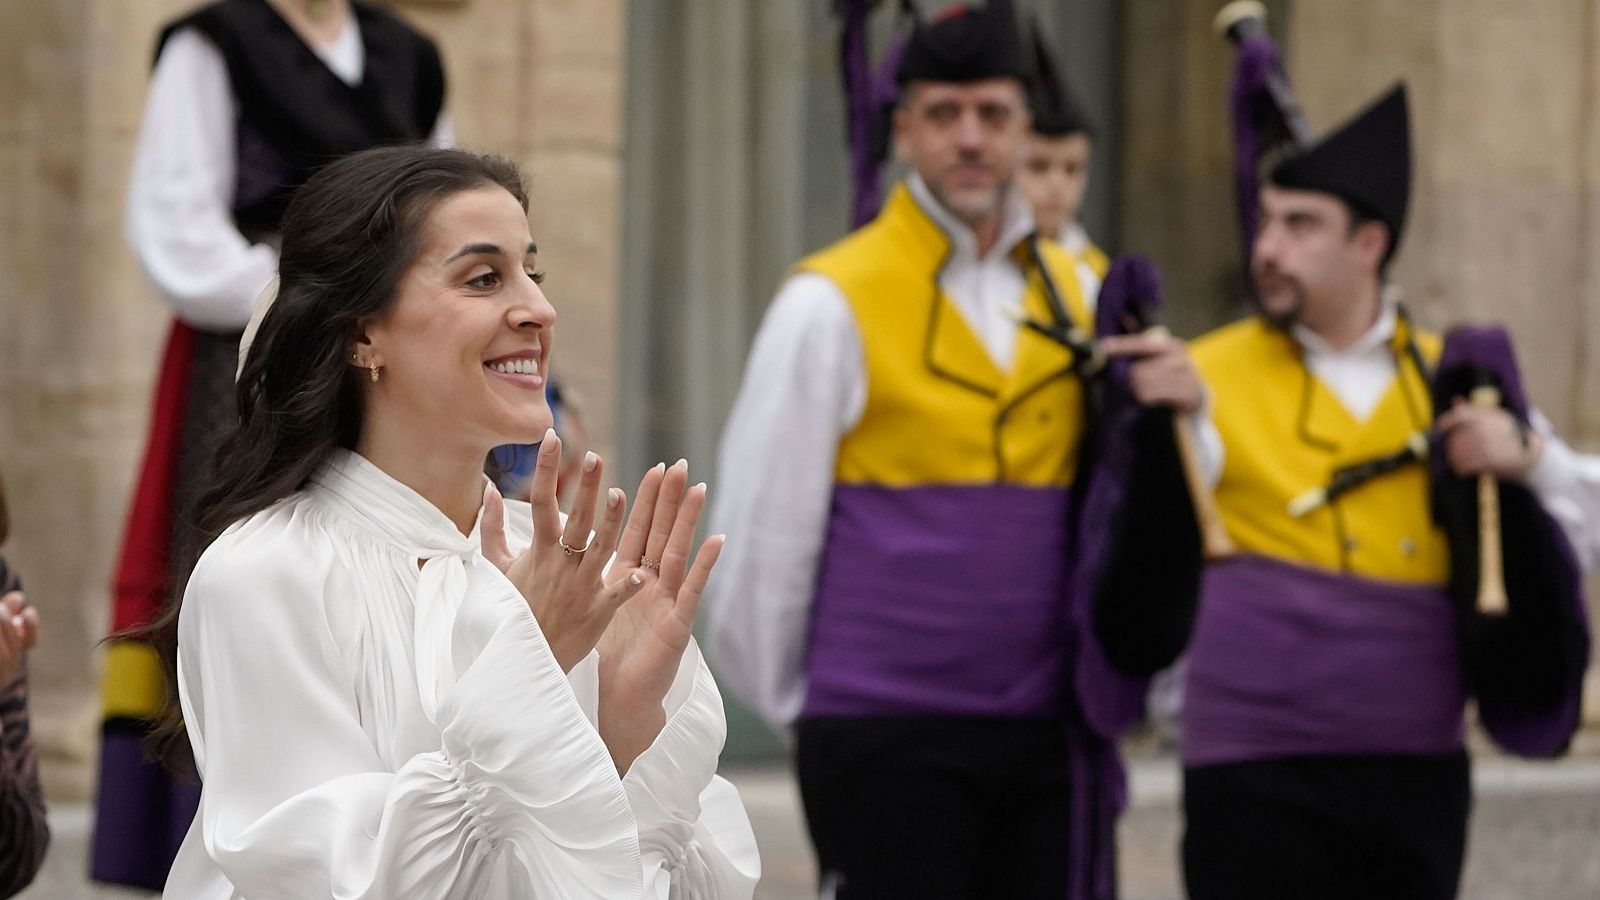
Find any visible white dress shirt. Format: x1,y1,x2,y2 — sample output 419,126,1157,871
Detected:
126,21,453,331
164,451,759,899
1058,220,1104,302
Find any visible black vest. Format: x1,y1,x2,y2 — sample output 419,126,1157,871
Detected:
156,0,446,234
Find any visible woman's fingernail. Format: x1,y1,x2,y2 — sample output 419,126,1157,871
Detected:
673,458,688,469
543,427,557,444
654,462,667,473
629,573,644,586
584,451,599,472
695,482,708,492
608,488,622,507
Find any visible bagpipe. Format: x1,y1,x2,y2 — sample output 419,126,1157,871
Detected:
1217,0,1589,753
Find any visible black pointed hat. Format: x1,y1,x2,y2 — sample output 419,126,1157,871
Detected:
896,0,1030,87
1270,84,1412,256
1027,22,1092,138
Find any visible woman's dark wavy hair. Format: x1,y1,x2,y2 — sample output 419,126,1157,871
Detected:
141,146,528,771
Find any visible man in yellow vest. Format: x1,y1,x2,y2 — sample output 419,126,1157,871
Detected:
1184,84,1600,900
705,3,1205,897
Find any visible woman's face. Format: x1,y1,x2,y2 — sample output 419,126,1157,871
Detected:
360,186,556,453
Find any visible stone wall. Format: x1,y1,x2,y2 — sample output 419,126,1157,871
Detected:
0,0,623,800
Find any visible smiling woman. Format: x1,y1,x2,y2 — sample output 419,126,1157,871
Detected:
143,146,760,898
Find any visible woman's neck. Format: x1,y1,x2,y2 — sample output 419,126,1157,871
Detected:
355,430,488,536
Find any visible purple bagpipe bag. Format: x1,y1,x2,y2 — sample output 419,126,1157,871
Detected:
1430,325,1590,757
839,0,908,228
1066,256,1203,740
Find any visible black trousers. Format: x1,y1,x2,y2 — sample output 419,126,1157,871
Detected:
796,716,1079,900
1183,752,1472,900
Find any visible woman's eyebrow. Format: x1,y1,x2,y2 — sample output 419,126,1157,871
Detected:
443,241,539,264
444,242,504,264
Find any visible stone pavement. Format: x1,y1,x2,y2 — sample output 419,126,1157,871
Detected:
18,748,1600,899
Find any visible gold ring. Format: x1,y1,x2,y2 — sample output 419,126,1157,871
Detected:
640,554,661,571
559,535,591,557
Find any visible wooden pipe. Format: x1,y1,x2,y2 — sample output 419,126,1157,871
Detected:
1470,384,1509,616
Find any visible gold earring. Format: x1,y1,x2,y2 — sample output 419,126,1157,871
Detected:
369,361,381,383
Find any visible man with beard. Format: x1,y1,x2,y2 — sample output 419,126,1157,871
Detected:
704,3,1204,897
1183,84,1600,900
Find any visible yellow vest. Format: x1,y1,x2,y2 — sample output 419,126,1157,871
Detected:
1193,316,1447,584
797,184,1093,488
1077,241,1110,281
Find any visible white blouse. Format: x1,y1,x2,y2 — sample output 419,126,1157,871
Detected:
164,451,759,898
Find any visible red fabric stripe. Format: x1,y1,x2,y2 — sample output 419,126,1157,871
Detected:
109,321,198,634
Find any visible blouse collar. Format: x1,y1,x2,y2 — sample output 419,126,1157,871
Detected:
308,450,487,562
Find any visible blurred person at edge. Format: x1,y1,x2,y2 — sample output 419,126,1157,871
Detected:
94,0,449,889
0,469,47,898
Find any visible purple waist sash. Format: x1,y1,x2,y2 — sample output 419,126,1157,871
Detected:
1184,555,1466,766
801,484,1075,719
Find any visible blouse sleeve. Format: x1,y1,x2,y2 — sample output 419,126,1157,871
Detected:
125,27,278,332
618,642,760,898
177,515,647,898
502,501,761,898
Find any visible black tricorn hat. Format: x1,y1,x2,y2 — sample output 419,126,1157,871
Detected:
1270,84,1412,258
896,0,1030,87
1027,22,1092,138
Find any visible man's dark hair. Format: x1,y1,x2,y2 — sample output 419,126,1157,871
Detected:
1343,197,1397,276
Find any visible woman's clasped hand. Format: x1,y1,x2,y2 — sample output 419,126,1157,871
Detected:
481,432,723,773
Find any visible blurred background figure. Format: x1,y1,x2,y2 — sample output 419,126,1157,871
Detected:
1018,19,1107,299
0,471,48,899
91,0,447,889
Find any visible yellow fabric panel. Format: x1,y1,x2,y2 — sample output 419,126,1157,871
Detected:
1079,241,1110,279
797,185,1091,487
101,639,167,720
1194,317,1449,584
